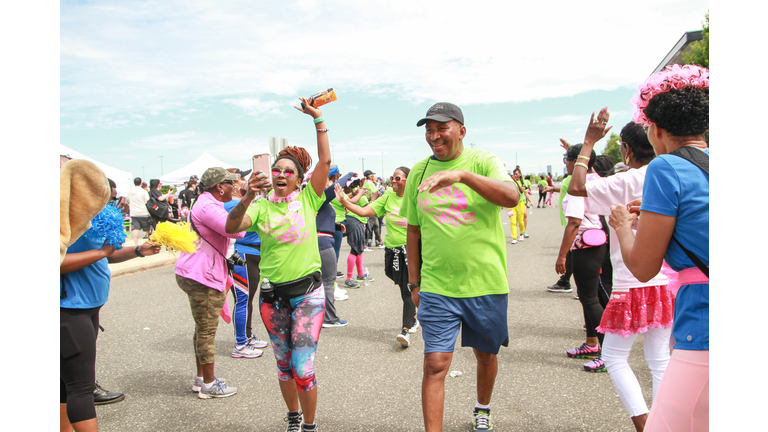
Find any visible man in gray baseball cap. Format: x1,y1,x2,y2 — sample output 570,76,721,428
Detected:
403,102,519,431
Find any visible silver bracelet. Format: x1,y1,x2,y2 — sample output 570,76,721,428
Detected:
316,128,329,133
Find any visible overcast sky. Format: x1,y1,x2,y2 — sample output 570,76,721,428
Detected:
59,0,709,182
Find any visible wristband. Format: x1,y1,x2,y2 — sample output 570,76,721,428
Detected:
316,128,329,133
407,282,420,292
574,162,589,169
577,155,590,161
135,246,145,257
313,116,324,124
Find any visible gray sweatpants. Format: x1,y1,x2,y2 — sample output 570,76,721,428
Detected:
320,247,341,324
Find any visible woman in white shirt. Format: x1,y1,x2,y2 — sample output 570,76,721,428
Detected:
568,117,673,432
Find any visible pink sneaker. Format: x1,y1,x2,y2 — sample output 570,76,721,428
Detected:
566,343,599,359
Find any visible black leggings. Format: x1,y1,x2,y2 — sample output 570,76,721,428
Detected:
571,244,608,346
60,306,100,423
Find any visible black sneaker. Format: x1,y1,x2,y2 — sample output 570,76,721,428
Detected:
472,407,494,431
546,283,572,293
285,411,303,432
93,382,125,405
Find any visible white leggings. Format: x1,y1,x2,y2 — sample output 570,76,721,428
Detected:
601,327,672,417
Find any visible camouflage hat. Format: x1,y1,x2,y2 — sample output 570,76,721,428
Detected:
200,167,239,188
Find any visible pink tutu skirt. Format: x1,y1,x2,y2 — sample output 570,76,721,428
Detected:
597,285,675,338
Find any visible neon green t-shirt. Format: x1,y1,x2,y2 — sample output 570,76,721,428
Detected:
559,175,572,227
244,186,324,283
331,198,346,223
402,148,512,298
369,190,407,248
515,180,526,203
537,179,548,189
363,180,377,197
348,194,368,224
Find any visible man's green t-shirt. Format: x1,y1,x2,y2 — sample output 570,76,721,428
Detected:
363,180,377,198
245,186,323,283
369,190,407,248
402,148,512,298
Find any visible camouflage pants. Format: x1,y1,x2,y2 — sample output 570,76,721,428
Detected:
176,275,226,365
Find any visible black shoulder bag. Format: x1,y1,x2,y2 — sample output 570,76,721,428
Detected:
667,147,709,278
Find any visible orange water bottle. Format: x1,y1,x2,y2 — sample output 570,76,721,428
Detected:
302,88,338,109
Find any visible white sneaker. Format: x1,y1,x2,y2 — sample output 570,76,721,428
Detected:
409,319,420,333
335,288,347,295
334,293,349,301
510,239,517,244
231,344,263,358
518,236,524,241
396,330,411,347
247,335,268,349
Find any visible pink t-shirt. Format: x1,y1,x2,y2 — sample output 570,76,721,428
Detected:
175,192,244,291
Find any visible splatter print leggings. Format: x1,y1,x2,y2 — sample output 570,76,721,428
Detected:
260,285,325,391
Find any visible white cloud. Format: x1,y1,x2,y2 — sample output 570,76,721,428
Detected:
222,97,284,117
60,0,709,112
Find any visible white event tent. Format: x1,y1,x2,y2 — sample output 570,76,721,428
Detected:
60,143,134,197
158,152,236,185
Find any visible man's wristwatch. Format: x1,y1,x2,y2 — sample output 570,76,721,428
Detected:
135,246,145,257
407,282,420,292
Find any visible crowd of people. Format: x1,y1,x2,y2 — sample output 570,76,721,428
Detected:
60,64,709,432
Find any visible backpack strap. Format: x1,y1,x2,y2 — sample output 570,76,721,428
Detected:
669,146,708,175
667,146,709,277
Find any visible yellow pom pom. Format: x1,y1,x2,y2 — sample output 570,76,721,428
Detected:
149,222,199,254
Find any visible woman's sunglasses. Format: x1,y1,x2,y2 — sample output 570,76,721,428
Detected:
271,167,297,178
390,176,406,182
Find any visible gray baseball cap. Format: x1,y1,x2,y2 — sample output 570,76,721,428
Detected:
416,102,464,126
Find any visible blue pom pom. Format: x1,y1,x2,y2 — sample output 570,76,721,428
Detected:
84,203,125,250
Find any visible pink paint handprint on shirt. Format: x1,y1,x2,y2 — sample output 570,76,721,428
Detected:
418,186,475,227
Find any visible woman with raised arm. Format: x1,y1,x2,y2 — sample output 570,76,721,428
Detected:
225,97,331,432
335,167,419,347
568,117,672,432
608,64,709,432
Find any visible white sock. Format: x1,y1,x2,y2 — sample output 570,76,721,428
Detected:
475,401,490,410
204,380,215,389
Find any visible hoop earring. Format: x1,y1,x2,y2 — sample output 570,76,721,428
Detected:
220,189,224,195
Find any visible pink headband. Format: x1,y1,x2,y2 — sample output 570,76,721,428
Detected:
631,64,709,126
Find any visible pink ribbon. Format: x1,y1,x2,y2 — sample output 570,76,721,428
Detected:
660,261,709,296
220,275,233,324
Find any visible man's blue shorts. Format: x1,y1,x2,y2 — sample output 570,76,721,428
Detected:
418,291,509,355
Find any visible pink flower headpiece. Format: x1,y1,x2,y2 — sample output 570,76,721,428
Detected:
631,64,709,126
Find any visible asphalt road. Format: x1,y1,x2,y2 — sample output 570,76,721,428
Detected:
93,201,655,431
